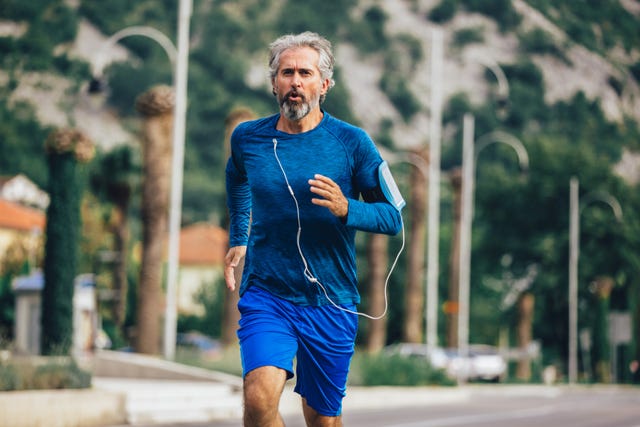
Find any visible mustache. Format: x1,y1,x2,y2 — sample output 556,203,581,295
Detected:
284,90,305,102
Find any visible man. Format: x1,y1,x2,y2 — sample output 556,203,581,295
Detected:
224,31,403,427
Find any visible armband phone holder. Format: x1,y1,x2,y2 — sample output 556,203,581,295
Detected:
379,161,406,211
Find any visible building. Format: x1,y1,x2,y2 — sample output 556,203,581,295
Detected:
0,197,45,267
0,174,47,265
0,173,49,210
178,222,228,315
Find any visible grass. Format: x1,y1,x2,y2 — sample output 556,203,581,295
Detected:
0,353,92,391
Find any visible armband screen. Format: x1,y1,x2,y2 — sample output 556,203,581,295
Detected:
379,161,406,210
361,161,406,211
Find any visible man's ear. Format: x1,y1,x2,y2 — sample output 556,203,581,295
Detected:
321,78,330,95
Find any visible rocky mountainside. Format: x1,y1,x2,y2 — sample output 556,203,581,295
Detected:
338,0,640,181
3,0,640,183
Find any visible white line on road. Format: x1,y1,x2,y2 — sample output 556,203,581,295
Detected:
389,404,559,427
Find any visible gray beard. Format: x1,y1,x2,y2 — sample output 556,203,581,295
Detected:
279,92,320,121
282,100,311,121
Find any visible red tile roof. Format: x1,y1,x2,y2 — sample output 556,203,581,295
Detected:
0,198,45,232
179,223,228,265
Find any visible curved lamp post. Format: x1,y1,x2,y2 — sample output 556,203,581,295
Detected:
90,26,178,85
89,0,192,360
568,177,623,384
458,114,529,370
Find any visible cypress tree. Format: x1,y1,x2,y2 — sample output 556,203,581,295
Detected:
41,129,94,355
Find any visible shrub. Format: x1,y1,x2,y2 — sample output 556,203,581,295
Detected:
352,353,455,386
0,356,91,391
452,27,485,49
428,0,458,23
0,363,19,391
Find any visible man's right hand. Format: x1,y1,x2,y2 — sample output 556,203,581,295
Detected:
224,246,247,291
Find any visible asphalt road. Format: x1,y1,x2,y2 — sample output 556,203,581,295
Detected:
131,385,640,427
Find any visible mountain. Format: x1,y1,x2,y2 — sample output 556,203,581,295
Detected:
1,0,640,213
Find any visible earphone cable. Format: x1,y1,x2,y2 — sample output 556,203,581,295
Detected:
273,137,405,319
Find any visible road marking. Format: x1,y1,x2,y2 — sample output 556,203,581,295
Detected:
389,404,558,427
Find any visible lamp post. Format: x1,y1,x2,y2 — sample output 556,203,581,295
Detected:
568,177,622,384
426,27,444,349
164,0,192,361
455,55,513,368
458,114,529,369
89,0,192,360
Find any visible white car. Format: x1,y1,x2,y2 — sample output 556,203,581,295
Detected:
384,343,507,382
446,345,507,382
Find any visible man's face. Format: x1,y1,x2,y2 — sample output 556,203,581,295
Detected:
272,47,329,121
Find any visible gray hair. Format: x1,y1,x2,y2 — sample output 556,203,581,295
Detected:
269,32,336,102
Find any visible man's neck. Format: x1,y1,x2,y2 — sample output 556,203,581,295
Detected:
276,108,324,134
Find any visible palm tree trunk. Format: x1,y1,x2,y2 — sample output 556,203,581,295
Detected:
403,148,427,343
365,233,389,352
221,108,256,347
516,292,534,380
447,167,462,348
134,86,174,354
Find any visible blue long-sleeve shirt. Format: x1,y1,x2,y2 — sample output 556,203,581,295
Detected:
226,112,402,306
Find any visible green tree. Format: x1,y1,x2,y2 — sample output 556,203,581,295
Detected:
41,129,95,355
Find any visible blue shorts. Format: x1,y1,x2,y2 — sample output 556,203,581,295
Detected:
237,286,358,416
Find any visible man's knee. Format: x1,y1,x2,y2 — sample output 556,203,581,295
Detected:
243,366,287,425
302,398,343,427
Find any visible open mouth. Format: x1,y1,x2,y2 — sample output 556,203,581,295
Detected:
286,91,303,103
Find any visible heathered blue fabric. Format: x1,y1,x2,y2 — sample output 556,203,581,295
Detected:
226,112,402,306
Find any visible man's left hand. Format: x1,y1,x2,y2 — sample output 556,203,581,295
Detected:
309,174,348,218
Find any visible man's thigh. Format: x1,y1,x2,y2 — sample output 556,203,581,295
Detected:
294,303,358,417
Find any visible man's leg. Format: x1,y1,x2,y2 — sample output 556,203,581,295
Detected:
243,365,288,427
302,398,343,427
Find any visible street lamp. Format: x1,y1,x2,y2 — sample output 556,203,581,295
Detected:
568,177,622,384
458,114,529,371
89,0,192,360
426,27,444,349
468,54,510,116
382,27,443,349
89,26,178,89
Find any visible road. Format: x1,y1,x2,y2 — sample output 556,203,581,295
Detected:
129,385,640,427
336,387,640,427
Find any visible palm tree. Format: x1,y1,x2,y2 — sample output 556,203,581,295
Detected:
364,233,389,352
403,147,428,343
134,85,174,354
220,107,256,347
446,167,462,348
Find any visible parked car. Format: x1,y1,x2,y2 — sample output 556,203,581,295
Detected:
383,343,507,383
176,332,222,360
383,343,450,371
447,345,507,383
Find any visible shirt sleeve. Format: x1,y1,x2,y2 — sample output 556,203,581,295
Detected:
345,198,402,235
345,130,403,235
225,128,251,247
